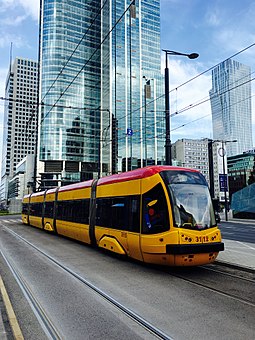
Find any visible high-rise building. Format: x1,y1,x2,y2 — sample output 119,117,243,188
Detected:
38,0,164,189
172,138,210,183
210,59,253,156
172,138,229,202
0,57,38,203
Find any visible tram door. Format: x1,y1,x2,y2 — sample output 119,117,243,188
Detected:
126,197,143,261
110,196,143,261
140,184,170,256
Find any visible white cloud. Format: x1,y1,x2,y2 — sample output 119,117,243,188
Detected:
161,58,213,142
0,34,30,49
17,0,39,20
2,15,28,26
0,0,39,20
205,11,221,27
0,67,8,97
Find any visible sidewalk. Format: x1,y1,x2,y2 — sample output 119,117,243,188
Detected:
216,212,255,271
216,238,255,271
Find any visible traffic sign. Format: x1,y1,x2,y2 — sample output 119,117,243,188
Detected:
127,128,133,136
219,174,228,192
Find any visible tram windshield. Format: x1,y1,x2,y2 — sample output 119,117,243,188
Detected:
161,170,216,230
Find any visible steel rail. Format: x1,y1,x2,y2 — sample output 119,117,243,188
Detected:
165,270,255,308
201,264,255,282
3,226,173,340
0,249,62,340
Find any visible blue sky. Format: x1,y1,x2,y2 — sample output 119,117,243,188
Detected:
0,0,255,157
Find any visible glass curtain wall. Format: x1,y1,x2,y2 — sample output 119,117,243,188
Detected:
101,0,165,173
39,0,165,184
210,59,252,156
40,0,101,181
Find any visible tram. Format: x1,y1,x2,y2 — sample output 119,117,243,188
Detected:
22,166,224,266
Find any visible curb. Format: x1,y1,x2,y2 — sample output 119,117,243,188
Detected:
0,275,24,340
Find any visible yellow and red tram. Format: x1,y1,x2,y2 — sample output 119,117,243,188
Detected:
22,166,224,266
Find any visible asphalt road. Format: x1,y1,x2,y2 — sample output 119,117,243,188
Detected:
0,216,254,340
219,219,255,243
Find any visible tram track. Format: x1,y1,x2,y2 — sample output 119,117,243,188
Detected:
201,263,255,282
168,272,254,307
2,225,173,340
160,264,255,308
1,222,255,339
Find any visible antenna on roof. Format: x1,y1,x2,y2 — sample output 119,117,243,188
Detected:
9,42,13,72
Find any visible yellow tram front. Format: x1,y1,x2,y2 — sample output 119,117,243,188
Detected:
140,168,224,266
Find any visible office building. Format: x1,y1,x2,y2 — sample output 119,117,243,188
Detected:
172,139,210,183
38,0,164,189
172,138,229,202
0,57,38,204
227,150,255,199
210,59,253,156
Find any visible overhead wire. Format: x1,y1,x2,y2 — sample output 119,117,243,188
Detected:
1,33,254,150
40,0,109,105
40,0,136,127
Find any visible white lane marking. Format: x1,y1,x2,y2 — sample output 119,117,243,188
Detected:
236,241,255,250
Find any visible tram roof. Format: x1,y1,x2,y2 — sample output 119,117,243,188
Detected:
97,165,199,186
29,166,199,195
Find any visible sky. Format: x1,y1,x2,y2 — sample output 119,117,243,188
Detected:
0,0,255,166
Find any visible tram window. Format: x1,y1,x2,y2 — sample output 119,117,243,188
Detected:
96,196,140,232
56,200,89,223
128,196,140,232
30,202,43,217
57,200,73,221
142,184,169,234
111,197,127,230
22,203,28,214
44,202,54,218
74,199,90,224
56,201,63,219
96,198,112,227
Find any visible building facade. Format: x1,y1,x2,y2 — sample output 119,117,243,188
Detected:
8,155,35,213
227,150,255,200
0,57,38,204
172,138,229,203
172,139,210,183
38,0,164,190
210,59,253,156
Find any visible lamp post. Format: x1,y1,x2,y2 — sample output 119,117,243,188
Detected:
143,76,152,166
221,140,237,221
216,139,237,221
162,50,199,165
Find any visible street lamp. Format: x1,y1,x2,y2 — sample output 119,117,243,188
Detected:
219,140,237,221
143,76,152,166
162,49,199,165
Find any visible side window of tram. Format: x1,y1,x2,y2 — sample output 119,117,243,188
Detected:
128,197,140,232
111,198,126,230
96,197,141,231
44,202,54,218
142,184,169,234
56,200,89,223
22,203,28,214
30,203,43,217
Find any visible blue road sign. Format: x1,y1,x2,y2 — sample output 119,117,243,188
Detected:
127,128,133,136
219,174,228,192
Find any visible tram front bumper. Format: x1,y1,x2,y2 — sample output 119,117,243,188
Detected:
166,242,224,255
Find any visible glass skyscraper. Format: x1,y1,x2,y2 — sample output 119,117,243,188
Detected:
38,0,164,189
210,59,253,156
